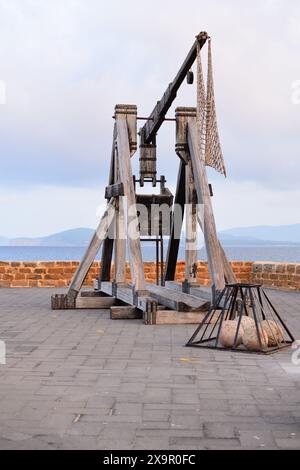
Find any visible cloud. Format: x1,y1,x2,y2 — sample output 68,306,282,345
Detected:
0,184,106,238
0,0,299,236
0,0,299,187
0,180,299,238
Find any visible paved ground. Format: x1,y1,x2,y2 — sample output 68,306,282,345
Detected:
0,288,299,450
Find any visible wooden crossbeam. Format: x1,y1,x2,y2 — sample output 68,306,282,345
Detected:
145,283,209,312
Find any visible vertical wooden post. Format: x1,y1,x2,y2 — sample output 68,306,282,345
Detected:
114,105,137,287
115,104,137,156
164,160,185,281
114,167,127,286
185,159,198,284
187,119,225,297
115,109,145,292
100,124,117,283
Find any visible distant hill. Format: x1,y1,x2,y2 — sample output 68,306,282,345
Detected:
6,228,94,247
220,223,300,244
218,233,299,247
1,223,299,247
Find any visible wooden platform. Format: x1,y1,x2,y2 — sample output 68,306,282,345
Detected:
165,281,212,301
96,281,210,325
145,283,210,312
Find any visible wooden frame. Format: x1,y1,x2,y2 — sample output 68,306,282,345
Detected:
51,32,235,324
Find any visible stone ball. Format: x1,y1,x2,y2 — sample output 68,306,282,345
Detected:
240,316,255,330
219,320,244,348
242,325,269,351
261,320,284,346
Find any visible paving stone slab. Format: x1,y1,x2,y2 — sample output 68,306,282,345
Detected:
0,288,300,450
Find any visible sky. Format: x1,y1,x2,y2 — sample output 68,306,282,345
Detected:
0,0,299,238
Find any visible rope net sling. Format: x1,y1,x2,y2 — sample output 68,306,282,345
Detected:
197,39,227,177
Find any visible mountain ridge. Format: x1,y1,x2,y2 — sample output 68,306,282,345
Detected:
0,223,299,247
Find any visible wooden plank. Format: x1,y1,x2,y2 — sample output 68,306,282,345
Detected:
100,237,114,282
100,282,157,316
141,32,208,144
115,104,137,156
116,118,145,291
100,282,114,296
164,160,185,281
75,296,116,309
67,198,116,297
100,123,117,282
110,306,142,320
165,281,212,302
187,120,225,295
101,282,134,304
146,283,209,312
153,310,206,325
81,291,106,297
185,159,198,283
115,287,134,305
114,143,127,285
105,182,124,199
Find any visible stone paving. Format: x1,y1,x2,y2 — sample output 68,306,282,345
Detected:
0,288,299,450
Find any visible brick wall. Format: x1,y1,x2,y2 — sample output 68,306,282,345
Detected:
0,260,299,291
251,262,300,291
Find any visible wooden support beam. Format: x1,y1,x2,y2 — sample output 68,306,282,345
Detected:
219,242,237,284
164,160,186,281
140,32,208,144
147,310,206,325
81,291,107,297
51,293,116,310
100,238,114,282
114,197,127,285
100,282,114,296
185,159,198,283
175,107,197,163
116,118,145,291
166,281,212,302
115,104,137,156
64,198,116,304
114,129,127,286
75,296,116,309
100,124,117,282
110,306,143,320
101,282,157,317
146,283,209,312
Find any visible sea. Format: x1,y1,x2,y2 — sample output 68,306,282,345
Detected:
1,245,300,263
